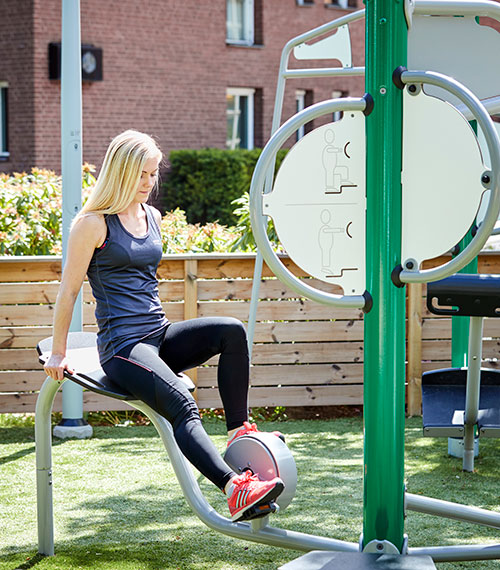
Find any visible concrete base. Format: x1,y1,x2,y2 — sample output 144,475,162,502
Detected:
53,423,93,439
279,552,437,569
448,437,478,458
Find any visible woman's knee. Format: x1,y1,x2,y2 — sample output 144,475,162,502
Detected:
219,317,247,347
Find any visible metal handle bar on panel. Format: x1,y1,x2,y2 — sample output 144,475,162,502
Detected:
398,70,500,284
249,97,369,310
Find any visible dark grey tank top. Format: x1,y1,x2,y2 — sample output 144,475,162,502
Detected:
87,204,169,364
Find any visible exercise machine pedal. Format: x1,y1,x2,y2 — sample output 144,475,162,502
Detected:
239,501,279,521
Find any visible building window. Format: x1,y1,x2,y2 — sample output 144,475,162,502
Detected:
297,0,314,5
296,90,306,141
0,84,8,160
226,88,255,150
226,0,254,45
295,89,314,141
324,0,357,8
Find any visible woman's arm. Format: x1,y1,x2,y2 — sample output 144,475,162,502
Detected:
43,214,106,381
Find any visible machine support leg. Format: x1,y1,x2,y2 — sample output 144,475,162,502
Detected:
35,377,64,556
463,316,483,471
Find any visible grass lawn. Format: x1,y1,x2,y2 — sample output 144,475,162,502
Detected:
1,417,500,570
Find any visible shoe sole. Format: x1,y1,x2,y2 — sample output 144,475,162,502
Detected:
231,481,284,522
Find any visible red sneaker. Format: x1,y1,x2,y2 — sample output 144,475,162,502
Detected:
227,470,284,522
227,421,285,447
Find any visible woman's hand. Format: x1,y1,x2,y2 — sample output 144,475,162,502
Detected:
43,353,75,382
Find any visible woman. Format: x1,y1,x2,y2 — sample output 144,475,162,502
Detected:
43,130,284,522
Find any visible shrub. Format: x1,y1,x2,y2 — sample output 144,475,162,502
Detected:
0,166,95,255
0,161,280,256
161,148,288,226
160,208,238,253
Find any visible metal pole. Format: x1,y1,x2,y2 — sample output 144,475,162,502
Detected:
362,0,407,552
55,0,92,438
462,316,484,471
35,377,65,555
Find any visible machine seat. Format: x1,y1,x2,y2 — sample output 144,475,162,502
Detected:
37,331,195,400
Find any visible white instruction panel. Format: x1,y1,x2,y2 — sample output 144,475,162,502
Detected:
263,114,366,295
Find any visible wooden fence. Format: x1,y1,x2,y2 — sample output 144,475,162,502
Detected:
2,253,500,415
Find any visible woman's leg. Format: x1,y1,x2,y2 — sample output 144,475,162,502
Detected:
159,317,250,431
102,341,235,490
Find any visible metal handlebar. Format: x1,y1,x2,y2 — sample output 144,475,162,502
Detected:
398,70,500,284
249,97,370,310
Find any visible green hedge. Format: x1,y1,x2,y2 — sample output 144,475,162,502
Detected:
161,148,288,226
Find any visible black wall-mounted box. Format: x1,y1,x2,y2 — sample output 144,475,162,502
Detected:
48,43,103,82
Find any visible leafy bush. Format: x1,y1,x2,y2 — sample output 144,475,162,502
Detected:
161,148,288,226
0,166,95,255
0,166,240,256
160,208,238,253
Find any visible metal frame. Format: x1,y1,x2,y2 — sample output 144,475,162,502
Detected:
246,9,366,355
35,375,359,557
249,97,369,310
243,0,500,562
35,372,500,562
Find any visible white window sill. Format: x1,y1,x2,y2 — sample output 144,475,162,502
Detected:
226,41,263,49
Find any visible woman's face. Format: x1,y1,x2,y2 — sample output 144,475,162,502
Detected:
135,155,160,203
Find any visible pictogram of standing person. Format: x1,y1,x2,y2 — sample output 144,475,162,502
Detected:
318,209,344,274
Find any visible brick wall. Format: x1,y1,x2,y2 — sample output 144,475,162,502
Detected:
0,0,36,173
0,0,365,174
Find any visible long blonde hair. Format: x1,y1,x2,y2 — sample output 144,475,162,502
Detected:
77,130,162,219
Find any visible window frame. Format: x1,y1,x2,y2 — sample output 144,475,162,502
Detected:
226,0,255,46
226,87,255,150
0,83,8,160
295,90,306,141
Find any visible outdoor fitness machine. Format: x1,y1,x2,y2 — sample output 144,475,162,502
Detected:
34,0,500,567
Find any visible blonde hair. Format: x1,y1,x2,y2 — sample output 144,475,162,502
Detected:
77,130,162,219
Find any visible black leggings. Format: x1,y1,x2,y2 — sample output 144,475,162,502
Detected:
102,317,250,490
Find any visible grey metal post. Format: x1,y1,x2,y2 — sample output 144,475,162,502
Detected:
35,377,66,555
56,0,92,438
463,316,484,471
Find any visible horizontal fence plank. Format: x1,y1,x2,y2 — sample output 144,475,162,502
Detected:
198,384,363,408
253,320,364,343
0,370,46,391
250,342,364,365
0,278,343,307
0,258,62,282
198,300,363,322
1,282,185,304
0,340,365,370
0,326,97,349
198,363,364,387
195,278,342,302
0,392,134,414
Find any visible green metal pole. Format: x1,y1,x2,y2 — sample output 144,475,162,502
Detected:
451,230,478,368
363,0,407,552
451,121,479,368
